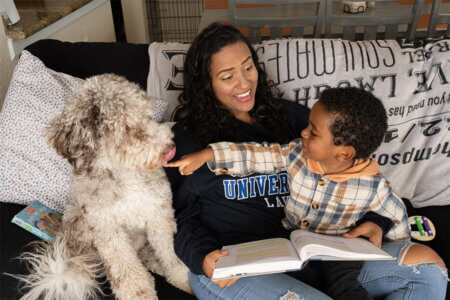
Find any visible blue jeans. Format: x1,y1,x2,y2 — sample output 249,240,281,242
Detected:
358,241,448,300
189,271,332,300
189,241,448,300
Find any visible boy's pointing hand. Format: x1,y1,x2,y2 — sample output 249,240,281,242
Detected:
164,148,215,175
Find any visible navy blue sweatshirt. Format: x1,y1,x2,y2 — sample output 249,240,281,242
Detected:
165,100,392,275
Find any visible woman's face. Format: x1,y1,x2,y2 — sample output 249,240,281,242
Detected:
209,41,258,122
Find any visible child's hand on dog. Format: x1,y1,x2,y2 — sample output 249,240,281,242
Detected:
164,148,214,175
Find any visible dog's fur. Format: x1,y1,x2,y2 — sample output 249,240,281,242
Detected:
13,74,192,300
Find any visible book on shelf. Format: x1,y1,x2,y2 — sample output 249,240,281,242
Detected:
11,200,62,242
212,229,395,281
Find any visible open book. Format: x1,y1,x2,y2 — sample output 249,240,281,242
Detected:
212,230,395,280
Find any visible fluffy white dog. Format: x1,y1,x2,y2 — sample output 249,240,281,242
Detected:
14,74,192,300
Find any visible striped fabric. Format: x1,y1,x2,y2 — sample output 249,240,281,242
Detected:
208,139,411,241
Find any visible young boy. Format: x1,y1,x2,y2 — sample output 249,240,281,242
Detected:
167,87,411,299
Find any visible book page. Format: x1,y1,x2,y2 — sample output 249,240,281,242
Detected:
212,238,302,280
290,230,395,262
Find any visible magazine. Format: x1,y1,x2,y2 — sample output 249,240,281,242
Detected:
212,229,395,280
11,200,62,242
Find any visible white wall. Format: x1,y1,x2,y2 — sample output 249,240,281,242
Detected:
0,0,115,109
121,0,149,44
49,1,115,44
0,22,17,108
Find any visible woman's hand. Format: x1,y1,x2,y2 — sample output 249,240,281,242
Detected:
203,249,240,288
164,148,215,175
343,221,383,248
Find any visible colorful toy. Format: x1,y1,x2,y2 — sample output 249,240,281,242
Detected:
408,215,436,241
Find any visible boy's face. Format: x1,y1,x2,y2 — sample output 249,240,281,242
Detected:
301,101,340,164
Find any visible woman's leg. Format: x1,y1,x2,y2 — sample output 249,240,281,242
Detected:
358,241,448,300
189,271,332,300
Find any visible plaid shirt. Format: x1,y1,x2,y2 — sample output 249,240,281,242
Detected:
208,139,411,241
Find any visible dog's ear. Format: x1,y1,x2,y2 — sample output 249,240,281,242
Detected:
47,104,99,166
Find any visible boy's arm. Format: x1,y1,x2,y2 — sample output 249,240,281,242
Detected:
207,140,301,177
165,139,302,176
356,211,393,236
369,179,411,241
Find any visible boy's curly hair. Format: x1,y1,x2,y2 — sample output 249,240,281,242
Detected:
172,22,290,145
319,87,387,159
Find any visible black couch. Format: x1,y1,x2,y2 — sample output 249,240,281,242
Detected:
1,39,449,300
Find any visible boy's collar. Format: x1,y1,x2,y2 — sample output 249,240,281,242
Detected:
307,158,380,182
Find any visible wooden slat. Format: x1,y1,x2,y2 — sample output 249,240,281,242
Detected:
427,0,443,37
249,27,261,42
364,25,378,40
315,0,326,37
384,24,399,39
343,26,356,41
292,26,304,37
227,0,327,42
406,0,423,39
270,27,283,39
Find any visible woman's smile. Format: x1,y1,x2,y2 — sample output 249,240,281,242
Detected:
234,89,252,102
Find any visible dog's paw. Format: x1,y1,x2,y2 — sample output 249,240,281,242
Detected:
165,262,193,295
167,273,193,295
110,271,158,300
177,280,194,295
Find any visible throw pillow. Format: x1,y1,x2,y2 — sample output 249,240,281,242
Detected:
147,42,190,122
0,51,84,212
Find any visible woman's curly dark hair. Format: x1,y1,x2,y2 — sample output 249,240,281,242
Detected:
319,87,388,159
172,22,290,146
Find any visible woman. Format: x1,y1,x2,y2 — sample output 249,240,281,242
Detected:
165,22,447,299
